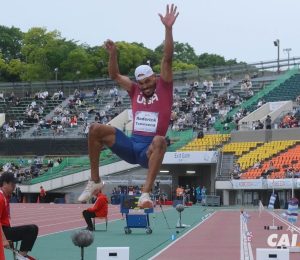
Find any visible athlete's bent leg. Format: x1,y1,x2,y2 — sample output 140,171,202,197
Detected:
78,123,116,202
138,136,167,208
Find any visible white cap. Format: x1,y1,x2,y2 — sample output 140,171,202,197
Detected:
134,65,154,81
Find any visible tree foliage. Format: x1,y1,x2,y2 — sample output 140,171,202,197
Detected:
0,25,23,61
0,25,241,82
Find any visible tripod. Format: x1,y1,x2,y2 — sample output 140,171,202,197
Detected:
177,210,185,228
156,192,171,229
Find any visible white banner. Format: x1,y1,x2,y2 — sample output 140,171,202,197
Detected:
296,179,300,188
162,151,218,164
232,179,263,189
267,179,293,189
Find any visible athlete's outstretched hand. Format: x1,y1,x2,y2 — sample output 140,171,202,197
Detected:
104,39,117,55
159,4,179,29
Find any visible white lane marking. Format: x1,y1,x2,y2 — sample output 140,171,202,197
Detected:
149,211,216,260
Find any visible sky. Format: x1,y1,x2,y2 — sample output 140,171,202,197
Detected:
1,0,299,64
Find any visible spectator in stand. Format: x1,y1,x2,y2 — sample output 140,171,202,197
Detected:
265,115,272,129
254,120,264,130
70,115,78,127
232,163,242,179
294,169,300,178
261,161,275,178
285,168,294,178
47,159,54,168
252,160,261,169
206,80,213,94
202,80,208,92
8,92,15,102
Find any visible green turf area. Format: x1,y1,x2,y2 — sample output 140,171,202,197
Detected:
5,206,215,260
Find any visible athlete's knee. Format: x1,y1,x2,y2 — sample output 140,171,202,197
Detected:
89,123,100,135
152,136,167,151
89,123,106,139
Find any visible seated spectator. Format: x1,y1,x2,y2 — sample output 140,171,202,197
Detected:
261,161,275,178
82,189,108,231
254,120,264,130
55,124,64,135
47,159,54,168
57,158,63,164
294,169,300,178
252,160,261,169
70,116,78,127
286,168,294,178
223,123,230,131
231,171,242,180
197,130,204,139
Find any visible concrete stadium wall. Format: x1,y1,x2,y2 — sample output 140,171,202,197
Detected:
239,101,293,130
0,138,88,156
19,160,139,194
231,128,300,142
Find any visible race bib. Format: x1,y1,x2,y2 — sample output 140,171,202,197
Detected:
134,111,158,133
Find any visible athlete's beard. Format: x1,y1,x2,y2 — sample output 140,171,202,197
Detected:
142,85,156,98
143,90,154,98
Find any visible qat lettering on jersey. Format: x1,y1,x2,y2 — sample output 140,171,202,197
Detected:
137,93,159,105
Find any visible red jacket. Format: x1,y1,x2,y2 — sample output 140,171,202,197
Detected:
87,193,108,217
0,191,10,227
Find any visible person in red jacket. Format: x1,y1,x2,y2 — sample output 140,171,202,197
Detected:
0,224,4,260
0,172,38,260
82,189,108,231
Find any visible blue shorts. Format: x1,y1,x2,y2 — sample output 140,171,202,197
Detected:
110,128,154,168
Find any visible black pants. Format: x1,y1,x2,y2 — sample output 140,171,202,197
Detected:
82,210,96,230
3,224,38,252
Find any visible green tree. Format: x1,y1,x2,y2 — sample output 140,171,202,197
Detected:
86,45,109,78
61,47,97,80
153,60,197,73
0,25,23,61
196,53,227,68
0,54,8,81
155,41,197,64
6,59,25,81
21,27,78,81
116,42,155,76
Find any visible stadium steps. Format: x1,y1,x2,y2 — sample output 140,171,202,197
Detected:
213,69,299,133
217,153,234,180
